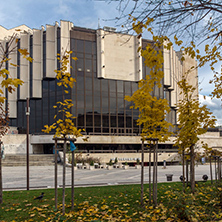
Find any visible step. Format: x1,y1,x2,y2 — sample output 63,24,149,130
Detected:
2,154,55,167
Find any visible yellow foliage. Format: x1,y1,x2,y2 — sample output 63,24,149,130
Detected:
42,51,83,139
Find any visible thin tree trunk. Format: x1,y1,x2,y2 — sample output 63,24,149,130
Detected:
215,157,217,182
190,145,195,193
62,139,67,215
210,156,213,184
154,141,158,207
152,146,155,204
149,145,151,204
140,140,144,207
182,150,185,192
219,158,221,182
55,139,58,210
186,159,189,187
71,150,75,210
0,143,2,204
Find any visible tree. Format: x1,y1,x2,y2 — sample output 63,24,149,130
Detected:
126,23,173,206
107,0,222,99
42,51,82,214
0,103,9,204
175,72,216,193
112,0,221,47
0,33,31,204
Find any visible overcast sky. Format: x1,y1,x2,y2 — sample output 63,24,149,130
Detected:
1,0,222,125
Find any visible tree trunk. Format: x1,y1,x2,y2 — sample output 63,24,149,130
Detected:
153,141,158,207
210,156,213,184
152,145,155,204
215,157,217,182
0,143,2,204
149,145,151,204
62,139,67,215
71,150,75,210
190,145,195,193
54,140,58,210
140,140,144,207
182,150,185,192
186,159,189,187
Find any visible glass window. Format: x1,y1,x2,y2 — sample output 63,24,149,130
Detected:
70,39,76,51
117,98,124,110
110,97,116,111
117,81,123,93
36,100,42,117
102,97,109,113
94,79,100,91
94,114,101,127
85,59,92,72
102,115,109,127
85,54,92,59
77,114,84,127
86,95,93,112
118,116,124,127
77,76,84,91
94,96,101,111
92,42,96,55
77,93,84,108
93,59,97,72
85,77,92,91
125,82,131,95
132,83,138,94
125,100,131,111
85,41,92,54
110,80,116,92
77,40,84,52
126,116,132,127
110,116,116,127
101,79,108,92
77,58,84,71
86,114,93,126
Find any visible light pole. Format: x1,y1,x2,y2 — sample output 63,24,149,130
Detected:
26,98,30,190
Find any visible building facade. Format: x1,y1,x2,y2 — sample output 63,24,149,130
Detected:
0,21,198,156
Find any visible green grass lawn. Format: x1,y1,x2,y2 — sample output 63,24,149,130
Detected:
0,182,222,221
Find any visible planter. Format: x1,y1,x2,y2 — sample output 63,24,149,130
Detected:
166,174,173,181
89,165,94,170
122,165,129,170
135,165,141,169
106,165,113,170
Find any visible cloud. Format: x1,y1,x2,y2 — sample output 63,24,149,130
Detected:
199,94,222,125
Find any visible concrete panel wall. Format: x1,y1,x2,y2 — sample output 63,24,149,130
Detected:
46,25,56,78
163,46,171,86
8,38,18,117
97,30,142,81
32,29,42,97
2,134,32,154
60,20,73,54
60,21,73,74
19,33,29,100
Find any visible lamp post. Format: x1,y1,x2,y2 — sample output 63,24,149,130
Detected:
26,98,30,190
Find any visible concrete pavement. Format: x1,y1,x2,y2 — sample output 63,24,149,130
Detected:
2,164,213,190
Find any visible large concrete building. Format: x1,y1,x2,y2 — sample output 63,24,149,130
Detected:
1,20,215,163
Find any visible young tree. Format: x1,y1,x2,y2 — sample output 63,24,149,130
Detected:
126,21,173,206
42,51,82,214
0,33,31,204
175,73,216,193
0,104,9,204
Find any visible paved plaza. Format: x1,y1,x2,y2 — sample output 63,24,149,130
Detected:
2,164,213,190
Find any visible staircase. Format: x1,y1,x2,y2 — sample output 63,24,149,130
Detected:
2,154,55,167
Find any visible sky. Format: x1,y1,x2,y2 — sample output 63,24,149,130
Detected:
1,0,222,125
